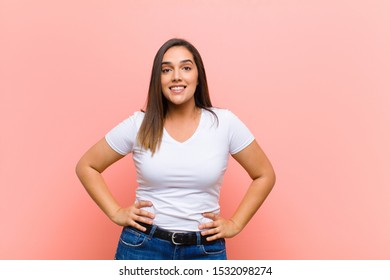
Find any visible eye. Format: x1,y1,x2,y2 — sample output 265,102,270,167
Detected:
183,66,192,71
161,68,171,73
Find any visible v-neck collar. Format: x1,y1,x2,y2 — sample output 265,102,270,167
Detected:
163,109,204,144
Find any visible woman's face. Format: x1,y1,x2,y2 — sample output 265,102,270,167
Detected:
160,46,198,108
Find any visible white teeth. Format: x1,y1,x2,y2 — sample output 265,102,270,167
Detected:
171,86,185,91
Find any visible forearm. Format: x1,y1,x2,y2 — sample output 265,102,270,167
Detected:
76,164,121,221
230,174,275,231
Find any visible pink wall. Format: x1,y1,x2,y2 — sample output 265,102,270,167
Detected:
1,0,389,259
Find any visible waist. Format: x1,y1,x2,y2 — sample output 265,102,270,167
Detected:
134,222,219,246
135,197,218,231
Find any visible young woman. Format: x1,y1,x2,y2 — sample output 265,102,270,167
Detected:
76,38,275,260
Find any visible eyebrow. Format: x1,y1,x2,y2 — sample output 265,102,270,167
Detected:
161,59,194,65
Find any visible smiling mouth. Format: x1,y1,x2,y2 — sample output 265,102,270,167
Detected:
169,86,186,93
169,86,186,90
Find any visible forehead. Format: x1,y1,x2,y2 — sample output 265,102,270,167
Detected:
162,46,194,62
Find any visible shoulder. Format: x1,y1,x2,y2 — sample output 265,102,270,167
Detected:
207,107,241,123
130,111,145,121
208,107,252,135
107,111,145,135
120,111,145,127
105,111,145,155
206,107,230,117
202,108,248,133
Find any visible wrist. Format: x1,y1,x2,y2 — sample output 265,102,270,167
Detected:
107,206,122,222
229,218,244,233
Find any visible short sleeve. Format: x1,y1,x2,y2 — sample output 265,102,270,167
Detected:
227,110,255,154
105,112,143,156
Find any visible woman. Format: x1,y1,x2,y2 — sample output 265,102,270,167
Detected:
76,38,275,260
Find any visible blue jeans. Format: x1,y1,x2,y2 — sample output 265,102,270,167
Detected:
115,225,227,260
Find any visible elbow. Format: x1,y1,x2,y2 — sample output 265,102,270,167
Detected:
75,159,84,179
269,169,276,190
256,166,276,192
267,163,276,189
75,157,102,180
75,157,91,180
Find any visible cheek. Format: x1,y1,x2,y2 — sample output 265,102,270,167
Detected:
161,87,170,98
161,76,169,86
161,70,174,82
189,72,199,85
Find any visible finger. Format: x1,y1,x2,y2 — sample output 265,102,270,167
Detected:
201,227,219,237
198,221,216,230
202,212,219,220
203,229,224,242
129,212,154,231
133,216,153,226
206,233,222,242
138,209,155,219
131,210,154,225
136,200,153,208
127,220,147,232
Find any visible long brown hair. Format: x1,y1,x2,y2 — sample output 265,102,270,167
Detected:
137,38,217,154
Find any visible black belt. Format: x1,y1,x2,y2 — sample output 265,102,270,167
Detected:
136,223,217,245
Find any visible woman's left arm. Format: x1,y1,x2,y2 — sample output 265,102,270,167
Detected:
199,140,276,241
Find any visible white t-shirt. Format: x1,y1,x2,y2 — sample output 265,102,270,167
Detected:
105,108,255,231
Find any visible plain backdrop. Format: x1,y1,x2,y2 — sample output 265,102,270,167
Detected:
1,0,389,259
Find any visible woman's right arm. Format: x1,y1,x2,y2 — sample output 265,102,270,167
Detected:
75,138,154,231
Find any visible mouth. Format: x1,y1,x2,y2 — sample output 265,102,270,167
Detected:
169,85,187,93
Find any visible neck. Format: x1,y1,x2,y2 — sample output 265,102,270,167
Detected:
166,101,200,120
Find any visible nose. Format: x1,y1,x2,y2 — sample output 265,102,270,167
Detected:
172,69,182,82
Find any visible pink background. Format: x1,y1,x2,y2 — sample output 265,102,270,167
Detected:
1,0,389,259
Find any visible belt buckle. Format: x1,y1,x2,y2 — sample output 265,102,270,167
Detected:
171,232,185,245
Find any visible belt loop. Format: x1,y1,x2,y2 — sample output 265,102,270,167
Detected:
196,232,201,245
148,224,157,240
